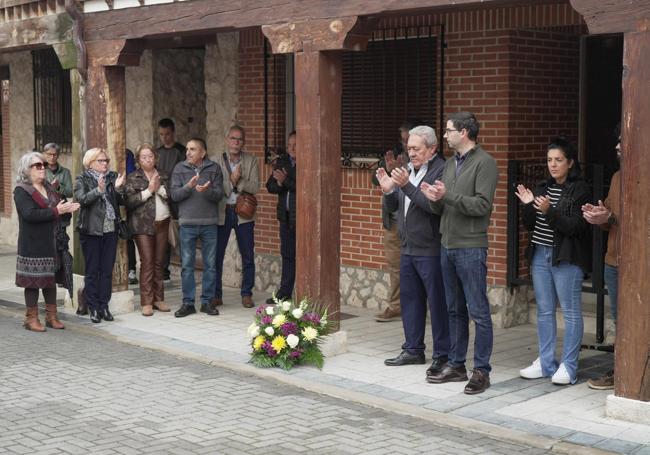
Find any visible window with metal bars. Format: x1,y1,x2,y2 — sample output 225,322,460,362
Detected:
263,26,442,168
32,48,72,154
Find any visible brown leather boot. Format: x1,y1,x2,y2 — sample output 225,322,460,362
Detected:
24,306,46,332
45,304,65,329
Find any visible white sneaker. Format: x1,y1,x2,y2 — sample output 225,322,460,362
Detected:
520,357,544,379
552,363,572,385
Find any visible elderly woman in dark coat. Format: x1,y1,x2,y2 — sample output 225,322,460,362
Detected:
125,143,171,316
14,151,79,331
75,147,125,323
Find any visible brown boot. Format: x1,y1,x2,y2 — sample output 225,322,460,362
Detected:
45,304,65,329
24,306,46,332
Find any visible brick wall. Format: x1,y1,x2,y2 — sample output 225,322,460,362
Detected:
238,1,584,286
1,79,10,217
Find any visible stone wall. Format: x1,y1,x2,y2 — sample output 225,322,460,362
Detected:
0,51,36,246
205,32,239,154
152,49,207,144
126,50,154,150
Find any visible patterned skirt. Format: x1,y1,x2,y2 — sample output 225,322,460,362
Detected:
15,255,57,289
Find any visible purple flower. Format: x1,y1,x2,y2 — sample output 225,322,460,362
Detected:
290,350,302,359
261,315,273,325
262,341,277,357
256,306,266,315
280,322,298,336
302,313,321,324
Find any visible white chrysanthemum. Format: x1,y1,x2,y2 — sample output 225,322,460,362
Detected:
264,326,275,336
292,308,303,319
286,334,299,349
247,322,260,338
265,306,275,315
301,326,318,341
281,301,292,311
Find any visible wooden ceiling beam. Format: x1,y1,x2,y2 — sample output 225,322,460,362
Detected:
0,12,72,50
570,0,650,34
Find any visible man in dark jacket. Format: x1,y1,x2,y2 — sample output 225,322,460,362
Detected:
376,125,450,375
266,131,297,305
171,138,224,318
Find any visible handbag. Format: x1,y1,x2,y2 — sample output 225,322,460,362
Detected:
117,218,132,240
223,152,258,219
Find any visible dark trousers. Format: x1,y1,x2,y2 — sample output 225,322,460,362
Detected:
80,232,118,311
127,238,137,271
399,254,450,359
277,220,296,299
215,206,255,298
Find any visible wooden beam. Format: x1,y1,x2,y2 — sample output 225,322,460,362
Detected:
615,30,650,402
85,64,128,290
0,12,72,50
295,49,342,331
570,0,650,34
86,39,143,66
84,0,524,41
262,16,375,53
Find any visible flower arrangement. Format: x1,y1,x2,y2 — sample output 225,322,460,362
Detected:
248,296,329,370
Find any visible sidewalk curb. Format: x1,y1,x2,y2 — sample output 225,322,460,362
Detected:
0,304,615,455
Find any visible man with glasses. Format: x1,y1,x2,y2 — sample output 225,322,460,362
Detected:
213,125,260,309
43,143,72,200
421,112,498,395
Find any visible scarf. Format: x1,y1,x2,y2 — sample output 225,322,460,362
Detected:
87,169,116,221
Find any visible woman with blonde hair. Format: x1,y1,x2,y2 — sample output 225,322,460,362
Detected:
14,151,79,331
74,148,125,323
125,143,171,316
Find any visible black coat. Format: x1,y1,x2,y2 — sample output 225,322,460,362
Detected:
74,171,125,236
14,184,60,261
266,154,296,226
523,178,592,273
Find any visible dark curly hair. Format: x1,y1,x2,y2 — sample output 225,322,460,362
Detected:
547,136,581,182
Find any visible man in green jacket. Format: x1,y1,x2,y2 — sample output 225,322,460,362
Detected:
44,143,72,199
421,112,498,395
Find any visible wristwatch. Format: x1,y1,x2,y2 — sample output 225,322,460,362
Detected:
607,212,617,226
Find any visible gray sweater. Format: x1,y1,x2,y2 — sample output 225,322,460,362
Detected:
170,159,224,226
430,144,498,249
384,155,445,256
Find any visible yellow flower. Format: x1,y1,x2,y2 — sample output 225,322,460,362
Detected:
272,314,286,328
253,335,265,351
302,326,318,342
271,335,287,353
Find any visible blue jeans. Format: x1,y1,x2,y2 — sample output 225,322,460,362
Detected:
180,224,218,306
531,245,584,383
604,264,618,323
215,207,255,298
441,247,493,373
399,254,450,358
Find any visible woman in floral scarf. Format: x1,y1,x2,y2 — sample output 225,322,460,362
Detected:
74,148,125,323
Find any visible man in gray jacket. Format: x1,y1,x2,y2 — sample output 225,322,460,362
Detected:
376,126,450,374
171,138,224,318
422,112,498,395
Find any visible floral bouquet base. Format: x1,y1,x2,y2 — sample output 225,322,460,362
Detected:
248,296,329,370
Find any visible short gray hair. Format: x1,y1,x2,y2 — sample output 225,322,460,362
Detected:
43,143,60,155
409,125,438,148
15,151,45,184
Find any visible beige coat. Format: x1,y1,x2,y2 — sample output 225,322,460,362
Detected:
212,151,260,225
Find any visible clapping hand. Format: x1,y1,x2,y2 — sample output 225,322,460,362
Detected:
582,200,610,225
533,195,550,214
115,173,125,189
375,168,395,193
196,181,211,193
273,168,288,185
148,173,161,193
390,167,410,188
56,200,80,214
230,165,241,186
515,184,534,204
421,180,446,201
187,175,199,189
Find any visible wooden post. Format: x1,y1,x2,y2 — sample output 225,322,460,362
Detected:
615,30,650,402
85,63,128,291
294,50,343,331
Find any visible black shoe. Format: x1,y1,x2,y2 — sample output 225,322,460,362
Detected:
464,369,491,395
101,308,114,321
89,308,101,324
426,357,449,378
384,350,426,366
200,302,220,316
426,365,468,383
175,305,196,318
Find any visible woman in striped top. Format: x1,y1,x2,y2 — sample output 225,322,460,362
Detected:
515,137,591,385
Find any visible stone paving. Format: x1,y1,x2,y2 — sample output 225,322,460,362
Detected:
0,315,555,455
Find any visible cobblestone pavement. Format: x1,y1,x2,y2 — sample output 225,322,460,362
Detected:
0,315,554,455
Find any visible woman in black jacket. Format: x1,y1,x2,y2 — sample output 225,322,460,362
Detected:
516,138,591,385
74,148,125,323
14,151,79,331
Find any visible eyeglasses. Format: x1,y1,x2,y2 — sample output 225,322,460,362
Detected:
445,128,459,134
228,136,244,142
30,162,45,170
96,158,110,164
44,152,58,157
